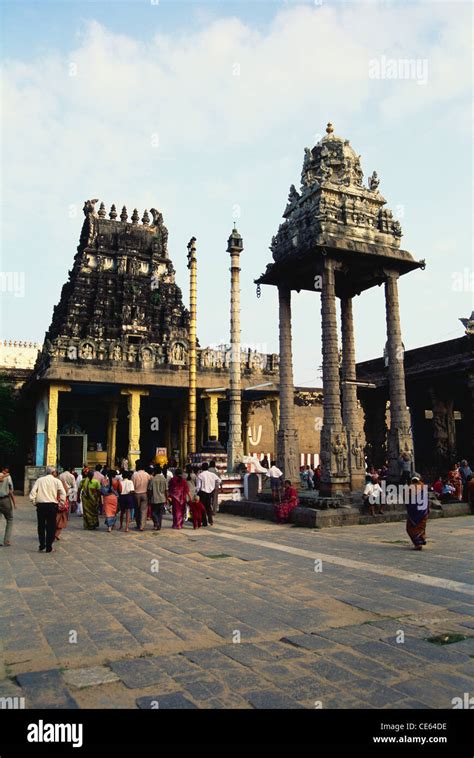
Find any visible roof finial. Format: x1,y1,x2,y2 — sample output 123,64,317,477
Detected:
326,122,334,135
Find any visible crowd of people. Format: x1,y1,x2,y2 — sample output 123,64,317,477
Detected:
0,453,472,553
4,459,221,554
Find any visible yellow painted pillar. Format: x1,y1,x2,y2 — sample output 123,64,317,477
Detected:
180,405,189,465
203,394,220,440
46,384,71,467
121,389,148,469
107,399,119,468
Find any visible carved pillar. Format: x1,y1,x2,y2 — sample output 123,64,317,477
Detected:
384,270,413,482
277,285,299,481
341,296,365,490
242,402,251,455
46,383,71,467
106,399,119,468
320,259,349,495
187,237,197,455
121,388,148,470
270,397,280,461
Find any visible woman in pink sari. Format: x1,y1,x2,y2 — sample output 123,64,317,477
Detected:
168,469,190,529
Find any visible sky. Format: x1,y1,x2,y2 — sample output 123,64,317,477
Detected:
1,0,472,385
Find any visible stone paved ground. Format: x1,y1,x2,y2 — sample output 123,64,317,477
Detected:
0,499,473,709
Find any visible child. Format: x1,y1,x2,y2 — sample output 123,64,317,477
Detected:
189,495,207,529
118,471,135,532
101,471,119,533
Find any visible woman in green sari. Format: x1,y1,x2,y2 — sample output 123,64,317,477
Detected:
80,470,101,530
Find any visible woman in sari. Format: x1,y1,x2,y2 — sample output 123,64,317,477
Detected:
406,474,429,550
168,469,190,529
101,470,118,533
274,480,298,524
79,470,101,530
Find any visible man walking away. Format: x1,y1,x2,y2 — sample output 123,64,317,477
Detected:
132,461,151,531
30,467,66,553
196,462,221,526
0,466,15,547
148,465,167,531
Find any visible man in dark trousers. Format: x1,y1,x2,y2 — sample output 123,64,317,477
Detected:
196,462,221,526
29,467,66,553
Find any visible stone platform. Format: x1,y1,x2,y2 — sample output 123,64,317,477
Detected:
219,497,472,528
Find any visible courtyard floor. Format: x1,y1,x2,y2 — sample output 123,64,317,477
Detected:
1,499,473,709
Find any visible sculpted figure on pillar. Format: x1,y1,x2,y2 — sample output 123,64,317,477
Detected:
351,432,365,471
332,434,348,476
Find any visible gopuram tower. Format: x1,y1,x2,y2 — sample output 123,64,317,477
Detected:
255,124,425,495
31,199,279,471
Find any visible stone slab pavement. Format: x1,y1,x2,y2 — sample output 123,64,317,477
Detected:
0,499,473,709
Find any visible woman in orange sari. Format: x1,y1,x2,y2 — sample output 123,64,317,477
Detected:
406,474,429,550
274,480,298,523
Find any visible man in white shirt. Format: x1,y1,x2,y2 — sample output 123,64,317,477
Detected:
267,461,283,502
196,462,221,526
30,467,66,552
363,475,383,517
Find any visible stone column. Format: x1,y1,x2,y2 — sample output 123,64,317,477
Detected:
227,226,244,471
320,259,349,495
121,388,148,470
45,384,71,467
384,270,413,482
341,296,365,490
242,403,251,455
187,237,197,455
270,397,280,461
277,285,299,481
106,399,119,468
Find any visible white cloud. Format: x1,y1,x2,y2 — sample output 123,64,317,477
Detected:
1,1,471,374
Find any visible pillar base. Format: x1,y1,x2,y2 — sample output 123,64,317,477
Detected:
387,426,414,483
277,428,299,483
320,426,351,494
319,478,351,497
202,437,225,453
